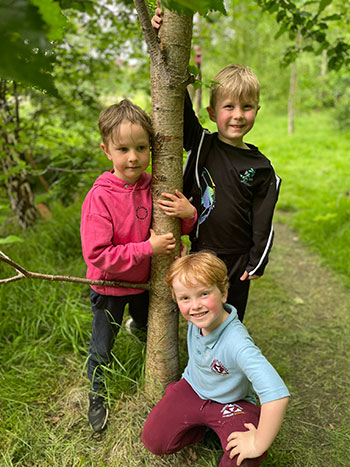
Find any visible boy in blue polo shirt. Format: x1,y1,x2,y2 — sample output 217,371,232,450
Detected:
142,252,289,466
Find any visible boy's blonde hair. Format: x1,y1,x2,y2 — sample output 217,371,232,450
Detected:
209,64,260,109
165,252,229,299
98,99,154,149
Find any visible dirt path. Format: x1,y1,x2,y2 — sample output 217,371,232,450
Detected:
271,220,349,315
245,219,350,466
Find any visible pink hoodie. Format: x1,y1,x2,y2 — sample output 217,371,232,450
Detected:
81,171,196,296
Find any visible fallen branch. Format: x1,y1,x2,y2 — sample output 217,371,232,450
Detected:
34,166,109,176
0,250,150,290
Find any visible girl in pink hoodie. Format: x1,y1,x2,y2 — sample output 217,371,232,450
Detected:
81,99,196,432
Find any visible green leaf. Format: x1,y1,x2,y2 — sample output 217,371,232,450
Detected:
188,64,200,75
328,55,344,71
0,0,59,95
30,0,67,41
0,235,24,244
192,79,202,91
276,9,286,23
322,14,341,21
162,0,226,15
274,23,288,40
317,0,332,15
59,0,96,13
302,45,314,52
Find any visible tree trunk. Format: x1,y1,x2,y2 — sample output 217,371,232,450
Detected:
133,1,193,397
288,60,297,135
193,13,202,116
0,80,38,229
288,29,301,135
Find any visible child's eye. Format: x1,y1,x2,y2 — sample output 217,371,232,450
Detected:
119,147,128,152
137,145,147,151
201,291,209,297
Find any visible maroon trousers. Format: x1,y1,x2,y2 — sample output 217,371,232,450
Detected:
142,379,267,467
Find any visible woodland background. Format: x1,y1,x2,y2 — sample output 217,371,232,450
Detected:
0,0,350,465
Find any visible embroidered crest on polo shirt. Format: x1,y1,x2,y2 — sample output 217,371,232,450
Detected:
240,168,255,186
220,403,245,418
210,359,229,375
136,206,148,220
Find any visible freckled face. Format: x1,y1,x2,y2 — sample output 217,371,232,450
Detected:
101,120,150,184
172,279,228,336
207,95,260,149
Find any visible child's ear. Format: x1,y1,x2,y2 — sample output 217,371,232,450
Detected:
222,289,228,304
207,106,216,122
101,142,112,160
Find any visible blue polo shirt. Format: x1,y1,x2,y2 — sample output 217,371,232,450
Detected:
182,304,289,405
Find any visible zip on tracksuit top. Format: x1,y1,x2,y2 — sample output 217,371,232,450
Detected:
81,170,197,296
183,92,281,277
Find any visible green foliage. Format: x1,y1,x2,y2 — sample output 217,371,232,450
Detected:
1,2,145,209
0,0,67,95
256,0,350,71
30,0,67,40
161,0,226,15
318,69,350,129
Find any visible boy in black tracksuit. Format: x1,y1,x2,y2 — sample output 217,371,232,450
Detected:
182,64,281,321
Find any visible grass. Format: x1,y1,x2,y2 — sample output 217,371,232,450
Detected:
0,109,349,465
249,108,350,288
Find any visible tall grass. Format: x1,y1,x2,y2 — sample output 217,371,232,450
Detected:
0,201,147,463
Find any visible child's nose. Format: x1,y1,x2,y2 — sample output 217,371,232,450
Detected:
191,298,201,309
128,149,138,160
233,107,243,118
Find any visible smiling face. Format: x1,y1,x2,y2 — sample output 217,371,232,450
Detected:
172,278,229,336
207,94,260,149
101,120,150,185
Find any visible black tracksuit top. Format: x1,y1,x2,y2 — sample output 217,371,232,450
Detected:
183,93,281,277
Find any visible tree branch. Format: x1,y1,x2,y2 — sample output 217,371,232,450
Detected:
0,250,150,290
133,0,164,71
34,166,109,176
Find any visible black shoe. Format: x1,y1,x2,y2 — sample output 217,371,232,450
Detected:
88,392,108,432
125,318,147,341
